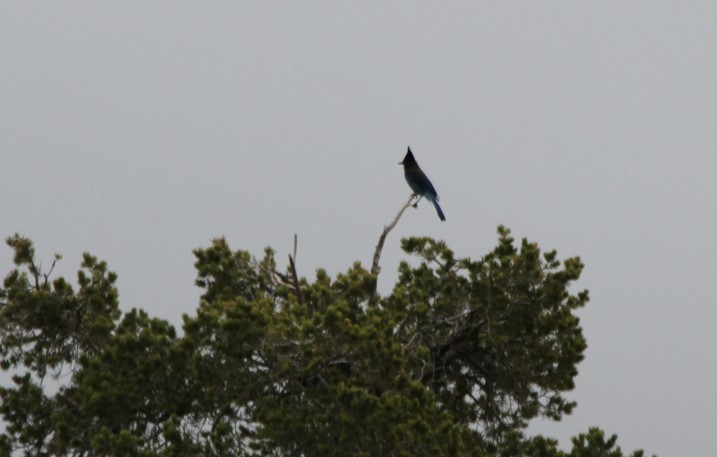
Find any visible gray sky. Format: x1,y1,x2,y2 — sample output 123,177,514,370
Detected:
2,2,716,455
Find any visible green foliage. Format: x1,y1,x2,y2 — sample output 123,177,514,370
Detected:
388,228,588,445
0,230,652,456
496,429,650,457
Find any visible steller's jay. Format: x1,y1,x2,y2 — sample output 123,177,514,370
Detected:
400,147,446,221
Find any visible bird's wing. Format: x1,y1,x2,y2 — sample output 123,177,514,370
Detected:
412,169,439,200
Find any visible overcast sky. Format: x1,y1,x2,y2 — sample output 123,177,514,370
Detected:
2,2,717,455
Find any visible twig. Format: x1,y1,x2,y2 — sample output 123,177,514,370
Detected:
43,254,61,287
394,303,416,337
369,194,417,306
371,194,416,277
288,234,305,309
29,258,40,290
293,233,298,263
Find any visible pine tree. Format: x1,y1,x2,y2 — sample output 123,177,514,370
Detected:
0,227,652,456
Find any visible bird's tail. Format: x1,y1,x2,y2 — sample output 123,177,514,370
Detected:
431,197,446,222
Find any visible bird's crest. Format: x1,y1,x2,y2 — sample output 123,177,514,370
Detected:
401,146,417,166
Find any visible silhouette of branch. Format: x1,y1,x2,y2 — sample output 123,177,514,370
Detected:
288,234,304,309
369,194,417,305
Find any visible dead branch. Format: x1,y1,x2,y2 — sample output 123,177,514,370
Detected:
369,194,417,306
288,234,305,309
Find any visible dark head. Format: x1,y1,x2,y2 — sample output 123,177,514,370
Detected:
399,146,417,166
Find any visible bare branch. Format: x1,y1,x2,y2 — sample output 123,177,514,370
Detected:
288,234,305,310
29,258,40,290
394,303,415,338
371,194,416,278
293,233,298,263
42,254,62,287
369,194,417,306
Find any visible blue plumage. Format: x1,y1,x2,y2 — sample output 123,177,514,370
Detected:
400,147,446,221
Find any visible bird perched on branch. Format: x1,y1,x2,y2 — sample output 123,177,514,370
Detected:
400,147,446,221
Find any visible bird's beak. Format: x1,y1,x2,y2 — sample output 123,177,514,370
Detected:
398,160,403,165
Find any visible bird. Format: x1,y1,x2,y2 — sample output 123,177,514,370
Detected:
400,146,446,221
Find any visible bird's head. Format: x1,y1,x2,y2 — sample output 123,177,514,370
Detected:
399,146,417,166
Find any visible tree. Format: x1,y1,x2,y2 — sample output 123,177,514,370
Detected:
0,225,653,456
